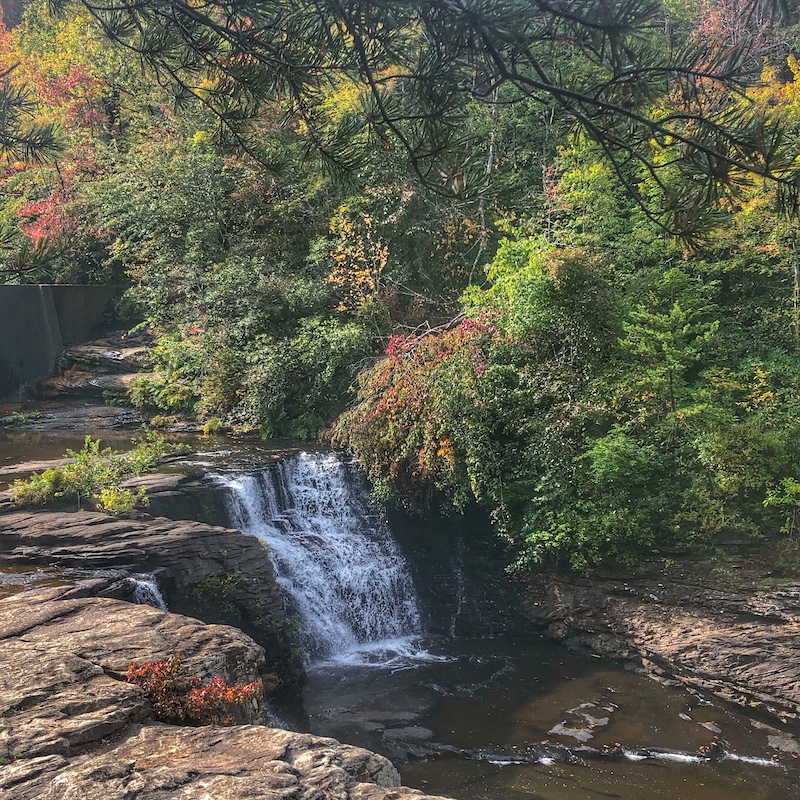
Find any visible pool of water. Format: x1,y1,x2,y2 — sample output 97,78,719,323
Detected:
304,637,800,800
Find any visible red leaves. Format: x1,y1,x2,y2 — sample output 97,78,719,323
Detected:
39,65,106,130
127,654,262,725
18,189,77,244
333,313,510,504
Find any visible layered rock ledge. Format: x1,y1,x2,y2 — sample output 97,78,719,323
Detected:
0,587,451,800
0,509,300,697
527,564,800,723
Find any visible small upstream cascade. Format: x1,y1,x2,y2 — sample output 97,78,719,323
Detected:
215,452,424,666
129,573,168,611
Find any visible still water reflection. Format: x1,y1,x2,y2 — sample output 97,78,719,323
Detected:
304,637,800,800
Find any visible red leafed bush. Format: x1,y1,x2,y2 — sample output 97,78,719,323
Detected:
127,654,262,725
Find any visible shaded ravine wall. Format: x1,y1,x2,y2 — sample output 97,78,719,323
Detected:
0,284,117,398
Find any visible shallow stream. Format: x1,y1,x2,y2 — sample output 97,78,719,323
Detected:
305,636,800,800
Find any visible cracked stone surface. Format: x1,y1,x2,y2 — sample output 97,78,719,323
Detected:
0,587,267,763
0,586,452,800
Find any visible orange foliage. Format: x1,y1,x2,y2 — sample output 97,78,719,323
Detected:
127,654,262,725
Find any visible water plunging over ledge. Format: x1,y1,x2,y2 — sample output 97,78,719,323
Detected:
209,448,800,800
214,451,425,666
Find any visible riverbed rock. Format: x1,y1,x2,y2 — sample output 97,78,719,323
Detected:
10,724,452,800
58,343,150,374
0,587,267,764
0,510,300,697
527,568,800,723
0,400,146,431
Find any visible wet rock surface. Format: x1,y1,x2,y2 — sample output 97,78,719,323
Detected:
35,370,154,401
0,510,300,697
34,330,152,403
527,563,800,722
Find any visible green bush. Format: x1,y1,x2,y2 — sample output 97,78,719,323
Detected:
10,433,188,510
95,486,149,515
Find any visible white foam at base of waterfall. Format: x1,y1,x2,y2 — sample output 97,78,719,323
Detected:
214,452,428,668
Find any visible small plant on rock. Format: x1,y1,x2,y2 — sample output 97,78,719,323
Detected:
10,432,189,510
95,486,149,515
126,654,262,725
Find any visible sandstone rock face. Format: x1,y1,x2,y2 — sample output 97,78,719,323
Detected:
0,587,267,765
35,370,154,401
527,569,800,722
121,472,231,526
0,587,451,800
59,343,150,374
18,725,450,800
0,510,300,695
0,400,146,432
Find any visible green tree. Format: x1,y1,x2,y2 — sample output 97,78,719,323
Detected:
622,267,720,414
50,0,800,229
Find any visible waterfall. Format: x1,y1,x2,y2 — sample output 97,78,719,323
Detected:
129,573,168,611
214,452,424,666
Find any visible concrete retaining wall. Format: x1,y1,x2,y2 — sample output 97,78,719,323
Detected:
0,285,117,399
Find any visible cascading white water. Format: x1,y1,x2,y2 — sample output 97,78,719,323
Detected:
214,452,424,666
129,573,168,610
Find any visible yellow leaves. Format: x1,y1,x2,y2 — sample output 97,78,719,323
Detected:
741,365,776,411
749,56,800,123
436,437,455,470
326,210,389,311
320,80,362,118
436,211,482,253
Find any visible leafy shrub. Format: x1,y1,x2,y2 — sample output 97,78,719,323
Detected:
95,486,149,515
10,432,188,509
126,654,262,725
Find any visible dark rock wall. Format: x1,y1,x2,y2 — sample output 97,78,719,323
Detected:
386,504,527,638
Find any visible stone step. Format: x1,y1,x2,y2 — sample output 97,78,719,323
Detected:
58,343,150,374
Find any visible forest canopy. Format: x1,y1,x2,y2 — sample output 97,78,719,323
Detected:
3,0,800,571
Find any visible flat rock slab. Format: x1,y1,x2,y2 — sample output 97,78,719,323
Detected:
22,725,451,800
36,371,155,400
0,401,146,430
60,344,149,374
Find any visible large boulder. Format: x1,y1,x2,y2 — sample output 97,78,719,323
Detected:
0,587,267,765
0,510,300,696
9,725,452,800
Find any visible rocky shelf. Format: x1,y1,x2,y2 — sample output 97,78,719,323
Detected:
0,585,451,800
0,509,301,698
527,563,800,724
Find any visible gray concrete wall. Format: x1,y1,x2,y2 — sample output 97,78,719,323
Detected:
0,285,117,399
